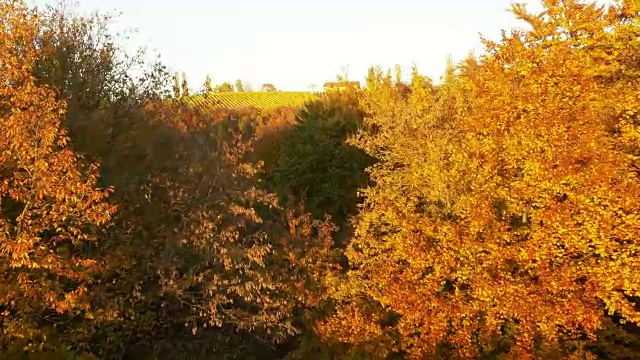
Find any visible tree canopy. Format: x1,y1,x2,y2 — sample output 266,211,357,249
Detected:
261,83,278,92
319,1,640,358
3,0,640,359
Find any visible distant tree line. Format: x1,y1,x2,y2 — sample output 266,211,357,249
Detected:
171,72,280,97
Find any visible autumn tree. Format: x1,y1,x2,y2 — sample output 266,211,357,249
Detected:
22,3,340,358
84,101,338,358
181,71,189,97
215,81,234,92
0,0,113,356
261,83,277,92
203,73,213,93
173,72,181,98
235,78,244,92
320,1,640,359
33,3,169,111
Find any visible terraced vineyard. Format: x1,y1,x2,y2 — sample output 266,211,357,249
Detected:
185,91,319,110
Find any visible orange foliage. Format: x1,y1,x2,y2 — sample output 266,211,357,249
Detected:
1,2,337,356
5,0,640,358
0,0,112,352
320,1,640,358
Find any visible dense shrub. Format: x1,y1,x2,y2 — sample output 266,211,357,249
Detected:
273,88,374,221
193,106,300,174
79,101,338,359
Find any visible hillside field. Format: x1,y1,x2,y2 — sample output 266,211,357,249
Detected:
185,91,319,110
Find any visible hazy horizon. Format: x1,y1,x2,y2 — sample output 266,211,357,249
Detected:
31,0,550,91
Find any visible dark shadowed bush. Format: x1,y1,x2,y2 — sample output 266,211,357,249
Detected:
273,89,374,222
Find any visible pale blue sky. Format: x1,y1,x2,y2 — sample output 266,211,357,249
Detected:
32,0,546,91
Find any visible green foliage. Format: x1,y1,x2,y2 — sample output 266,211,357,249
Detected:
273,89,374,221
585,317,640,359
215,82,235,92
33,3,170,109
262,83,278,92
181,71,189,97
75,101,336,359
203,74,213,93
235,79,245,92
173,72,181,98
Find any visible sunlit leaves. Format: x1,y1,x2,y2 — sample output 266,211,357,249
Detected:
320,0,640,358
0,0,112,354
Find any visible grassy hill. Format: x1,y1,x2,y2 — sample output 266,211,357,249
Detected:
185,91,319,110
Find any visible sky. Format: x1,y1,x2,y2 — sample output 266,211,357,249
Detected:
31,0,546,91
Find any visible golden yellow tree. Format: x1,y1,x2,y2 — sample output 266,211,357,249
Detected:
0,0,113,355
320,0,640,358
